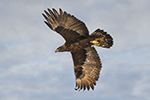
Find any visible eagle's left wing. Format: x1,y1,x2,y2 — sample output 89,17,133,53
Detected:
42,8,89,43
71,47,102,91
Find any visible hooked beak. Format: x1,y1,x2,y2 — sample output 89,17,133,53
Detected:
55,49,59,53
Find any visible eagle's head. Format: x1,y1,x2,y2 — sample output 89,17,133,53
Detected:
55,45,67,53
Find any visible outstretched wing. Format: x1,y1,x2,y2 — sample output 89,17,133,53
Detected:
42,8,89,43
71,47,102,91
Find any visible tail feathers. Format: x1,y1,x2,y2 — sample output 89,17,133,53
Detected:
90,29,113,48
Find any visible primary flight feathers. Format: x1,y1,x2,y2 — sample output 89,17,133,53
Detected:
42,8,113,91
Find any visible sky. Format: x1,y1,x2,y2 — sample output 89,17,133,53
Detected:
0,0,150,100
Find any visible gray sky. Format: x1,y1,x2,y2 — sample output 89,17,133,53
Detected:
0,0,150,100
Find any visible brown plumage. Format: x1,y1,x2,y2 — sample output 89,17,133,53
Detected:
42,8,113,91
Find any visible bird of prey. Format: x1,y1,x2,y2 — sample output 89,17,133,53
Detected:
42,8,113,91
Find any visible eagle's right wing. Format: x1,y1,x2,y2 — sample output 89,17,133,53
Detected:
71,47,102,91
42,8,89,43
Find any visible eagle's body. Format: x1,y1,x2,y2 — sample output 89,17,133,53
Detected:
42,8,113,91
56,37,91,52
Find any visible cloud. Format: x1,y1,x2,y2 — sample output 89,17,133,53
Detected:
0,0,150,100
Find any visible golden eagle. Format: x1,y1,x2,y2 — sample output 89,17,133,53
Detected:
42,8,113,91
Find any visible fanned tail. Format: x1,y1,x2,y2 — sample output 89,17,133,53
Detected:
90,29,113,48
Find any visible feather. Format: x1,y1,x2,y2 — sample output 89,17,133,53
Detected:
42,8,113,91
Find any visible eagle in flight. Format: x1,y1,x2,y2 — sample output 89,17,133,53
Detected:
42,8,113,91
